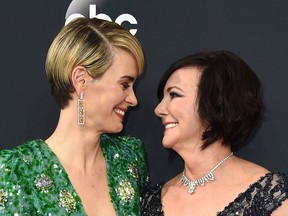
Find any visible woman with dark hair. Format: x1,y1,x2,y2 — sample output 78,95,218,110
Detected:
141,50,288,215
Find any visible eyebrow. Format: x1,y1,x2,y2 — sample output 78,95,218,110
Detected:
166,86,183,92
120,75,135,82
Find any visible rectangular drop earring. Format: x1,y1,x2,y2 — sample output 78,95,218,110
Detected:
77,93,85,125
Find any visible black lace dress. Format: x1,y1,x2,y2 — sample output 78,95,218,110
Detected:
141,172,288,216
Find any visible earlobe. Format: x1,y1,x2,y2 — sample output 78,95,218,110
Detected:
71,66,89,95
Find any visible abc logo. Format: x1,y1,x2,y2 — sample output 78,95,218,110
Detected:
66,4,138,35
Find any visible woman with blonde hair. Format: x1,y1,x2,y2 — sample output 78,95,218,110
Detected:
0,18,148,215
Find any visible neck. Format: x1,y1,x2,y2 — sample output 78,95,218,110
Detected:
180,141,233,180
45,109,103,174
179,142,233,194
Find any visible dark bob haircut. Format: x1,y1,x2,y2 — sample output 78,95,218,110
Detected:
157,50,263,149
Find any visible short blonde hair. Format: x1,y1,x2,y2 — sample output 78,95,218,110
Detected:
45,18,144,108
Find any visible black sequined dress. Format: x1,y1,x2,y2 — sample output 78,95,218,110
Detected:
141,172,288,216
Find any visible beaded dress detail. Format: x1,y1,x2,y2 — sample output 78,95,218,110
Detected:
0,134,148,215
141,172,288,216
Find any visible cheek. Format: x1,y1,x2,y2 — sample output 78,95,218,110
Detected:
101,92,125,108
169,100,195,115
109,88,126,102
175,101,201,126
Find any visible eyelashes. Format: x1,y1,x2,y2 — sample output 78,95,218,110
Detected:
169,91,182,99
121,83,131,90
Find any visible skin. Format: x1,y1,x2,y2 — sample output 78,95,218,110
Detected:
45,48,138,216
155,67,287,215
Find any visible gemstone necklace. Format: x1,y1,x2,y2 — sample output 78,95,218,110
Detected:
181,152,233,194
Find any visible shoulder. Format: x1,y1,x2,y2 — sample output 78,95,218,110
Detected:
252,172,288,214
245,172,288,201
0,139,53,185
261,172,288,194
0,140,44,209
141,183,164,216
101,133,149,183
245,172,288,213
219,172,288,215
101,134,149,215
0,140,43,165
258,172,288,189
0,140,47,177
101,134,145,160
100,133,148,172
101,134,143,148
257,172,288,200
0,140,86,214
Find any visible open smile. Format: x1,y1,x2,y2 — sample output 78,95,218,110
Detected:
164,122,179,129
114,107,127,120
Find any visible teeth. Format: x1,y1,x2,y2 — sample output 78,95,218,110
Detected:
165,123,178,129
114,109,125,116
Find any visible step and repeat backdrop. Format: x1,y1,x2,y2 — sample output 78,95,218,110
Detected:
1,0,287,184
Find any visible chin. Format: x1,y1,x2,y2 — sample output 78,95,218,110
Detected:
108,125,123,134
163,144,173,149
162,139,173,149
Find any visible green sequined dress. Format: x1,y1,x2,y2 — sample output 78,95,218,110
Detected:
0,134,148,215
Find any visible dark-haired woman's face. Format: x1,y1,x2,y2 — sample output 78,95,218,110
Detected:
154,67,205,152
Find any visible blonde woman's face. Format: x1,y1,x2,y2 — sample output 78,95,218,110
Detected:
84,48,138,134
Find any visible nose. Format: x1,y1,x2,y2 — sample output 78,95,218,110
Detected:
154,99,167,117
126,89,138,107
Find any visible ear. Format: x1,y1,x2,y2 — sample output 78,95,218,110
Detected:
71,66,90,95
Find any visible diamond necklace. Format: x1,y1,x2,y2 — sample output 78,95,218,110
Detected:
181,152,233,194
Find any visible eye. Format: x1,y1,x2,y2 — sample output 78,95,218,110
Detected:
169,91,182,99
121,83,130,90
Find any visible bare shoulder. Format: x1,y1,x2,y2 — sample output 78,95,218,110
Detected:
231,156,269,179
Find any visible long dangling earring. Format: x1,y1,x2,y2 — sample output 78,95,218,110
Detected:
77,93,85,125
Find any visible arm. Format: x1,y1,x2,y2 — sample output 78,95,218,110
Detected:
271,199,288,216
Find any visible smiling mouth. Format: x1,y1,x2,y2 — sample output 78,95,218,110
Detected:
114,108,126,119
165,123,179,129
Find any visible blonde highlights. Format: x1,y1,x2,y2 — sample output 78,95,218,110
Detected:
45,18,144,108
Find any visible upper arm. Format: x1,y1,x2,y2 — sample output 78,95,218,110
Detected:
271,199,288,216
